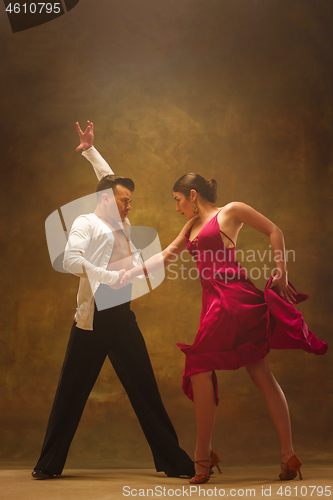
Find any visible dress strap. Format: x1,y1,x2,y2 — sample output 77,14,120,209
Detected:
220,230,235,247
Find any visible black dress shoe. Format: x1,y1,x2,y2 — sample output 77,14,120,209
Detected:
31,469,56,480
166,463,196,478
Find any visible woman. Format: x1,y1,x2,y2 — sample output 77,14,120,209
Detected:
122,173,328,484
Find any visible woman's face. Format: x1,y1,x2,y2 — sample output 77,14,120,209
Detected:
173,191,195,220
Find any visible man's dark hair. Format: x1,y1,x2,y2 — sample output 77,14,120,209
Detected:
96,175,135,200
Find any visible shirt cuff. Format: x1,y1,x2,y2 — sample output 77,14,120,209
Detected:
82,146,96,155
104,270,119,286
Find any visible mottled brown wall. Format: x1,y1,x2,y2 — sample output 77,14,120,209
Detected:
0,0,332,469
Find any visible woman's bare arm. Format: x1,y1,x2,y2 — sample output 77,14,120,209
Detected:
121,217,197,282
226,202,297,303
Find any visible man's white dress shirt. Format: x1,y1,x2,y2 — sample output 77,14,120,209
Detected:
63,146,137,331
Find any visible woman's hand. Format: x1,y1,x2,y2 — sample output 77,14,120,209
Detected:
269,272,297,304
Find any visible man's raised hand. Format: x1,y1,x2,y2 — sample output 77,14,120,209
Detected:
76,120,94,152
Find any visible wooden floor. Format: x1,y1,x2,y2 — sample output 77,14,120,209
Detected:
1,467,332,500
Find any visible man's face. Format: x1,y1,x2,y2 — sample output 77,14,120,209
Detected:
113,184,132,221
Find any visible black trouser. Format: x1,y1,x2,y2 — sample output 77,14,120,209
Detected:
34,286,194,477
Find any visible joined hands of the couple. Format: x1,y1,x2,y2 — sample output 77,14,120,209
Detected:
109,270,133,289
109,269,128,290
119,270,132,287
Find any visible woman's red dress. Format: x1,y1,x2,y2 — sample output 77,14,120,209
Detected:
177,211,328,403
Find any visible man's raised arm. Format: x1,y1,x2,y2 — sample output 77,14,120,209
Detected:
76,120,114,180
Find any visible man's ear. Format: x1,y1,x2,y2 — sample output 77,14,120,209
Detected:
101,193,109,204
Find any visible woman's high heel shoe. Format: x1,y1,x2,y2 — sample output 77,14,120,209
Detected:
189,450,222,484
279,454,303,481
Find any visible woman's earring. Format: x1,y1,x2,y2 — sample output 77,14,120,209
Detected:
192,204,199,215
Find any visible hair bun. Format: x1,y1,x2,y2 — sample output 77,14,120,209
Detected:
173,173,218,204
206,179,217,203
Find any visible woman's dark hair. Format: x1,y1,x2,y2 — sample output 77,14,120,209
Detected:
173,173,217,203
96,175,135,200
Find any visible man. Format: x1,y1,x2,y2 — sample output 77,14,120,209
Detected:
32,121,195,479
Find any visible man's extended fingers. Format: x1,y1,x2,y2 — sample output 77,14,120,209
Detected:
76,121,83,135
86,120,93,133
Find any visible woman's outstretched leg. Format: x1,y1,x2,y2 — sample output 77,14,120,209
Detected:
246,357,295,473
190,371,218,475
